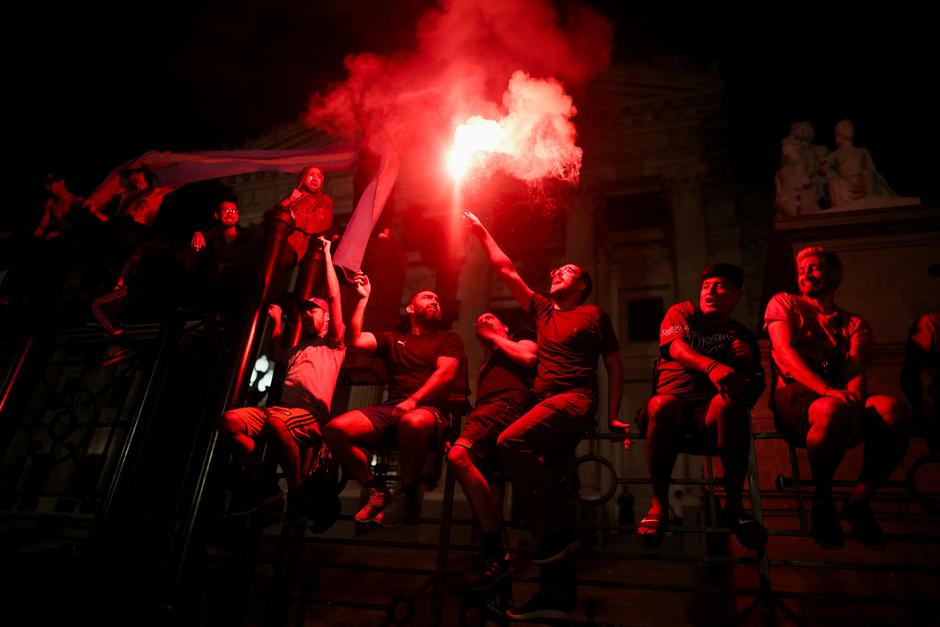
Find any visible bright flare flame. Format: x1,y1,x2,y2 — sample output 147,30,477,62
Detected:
446,117,505,181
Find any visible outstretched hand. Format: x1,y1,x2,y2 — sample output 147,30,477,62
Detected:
352,271,371,299
462,211,485,235
608,417,632,450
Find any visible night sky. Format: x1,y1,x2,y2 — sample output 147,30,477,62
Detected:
15,1,938,223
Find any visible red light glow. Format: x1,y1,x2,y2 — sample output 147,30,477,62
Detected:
446,117,505,181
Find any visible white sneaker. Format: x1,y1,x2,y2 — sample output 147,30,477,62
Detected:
375,492,415,528
354,487,388,523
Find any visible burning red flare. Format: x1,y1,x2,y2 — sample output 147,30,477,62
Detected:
446,71,583,185
446,117,505,181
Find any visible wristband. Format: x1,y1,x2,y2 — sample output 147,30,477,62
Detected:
705,361,720,376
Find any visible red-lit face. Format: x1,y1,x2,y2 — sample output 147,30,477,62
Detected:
216,201,239,226
408,291,442,323
301,168,324,194
797,255,837,298
549,264,583,298
699,277,741,317
300,304,329,337
475,312,508,341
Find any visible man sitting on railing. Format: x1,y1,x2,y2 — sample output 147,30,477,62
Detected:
464,211,623,623
765,246,911,549
447,312,537,593
635,263,766,550
323,275,467,529
219,236,346,516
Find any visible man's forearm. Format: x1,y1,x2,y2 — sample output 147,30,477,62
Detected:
669,339,719,373
777,347,832,395
489,335,536,367
350,297,368,340
409,366,456,405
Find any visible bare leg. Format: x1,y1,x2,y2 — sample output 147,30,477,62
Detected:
643,394,682,521
704,395,751,508
850,395,912,504
448,445,499,533
322,410,384,485
397,409,437,487
264,413,303,490
805,397,857,501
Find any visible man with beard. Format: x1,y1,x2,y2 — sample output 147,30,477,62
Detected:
219,236,346,515
323,275,467,528
448,312,536,592
635,263,766,550
765,246,911,549
463,211,623,622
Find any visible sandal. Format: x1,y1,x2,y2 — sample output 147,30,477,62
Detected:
636,511,669,549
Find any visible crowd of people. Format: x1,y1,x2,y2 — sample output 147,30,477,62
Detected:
6,165,937,623
214,209,933,621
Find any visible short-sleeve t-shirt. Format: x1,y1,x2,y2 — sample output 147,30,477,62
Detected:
656,301,762,400
476,348,532,406
280,335,346,419
763,292,872,386
528,292,620,398
374,330,467,408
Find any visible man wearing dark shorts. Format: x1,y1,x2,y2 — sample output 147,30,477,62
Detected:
447,312,536,591
323,274,466,528
765,246,911,549
635,263,766,549
465,211,623,622
220,236,346,515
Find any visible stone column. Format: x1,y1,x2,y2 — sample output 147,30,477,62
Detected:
667,169,708,302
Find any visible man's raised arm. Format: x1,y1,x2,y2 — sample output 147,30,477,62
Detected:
318,236,345,341
464,211,534,310
349,272,377,353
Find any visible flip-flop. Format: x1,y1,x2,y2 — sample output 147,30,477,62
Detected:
636,512,669,549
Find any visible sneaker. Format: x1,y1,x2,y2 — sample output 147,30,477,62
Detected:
843,499,887,549
227,488,285,518
354,487,388,524
725,508,768,550
532,530,579,565
375,491,416,528
811,499,845,550
462,552,511,591
505,591,574,621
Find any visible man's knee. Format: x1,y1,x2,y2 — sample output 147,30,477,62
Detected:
808,397,857,441
399,409,436,433
219,410,243,438
447,444,472,470
712,394,750,426
321,417,345,442
867,395,913,434
646,394,681,427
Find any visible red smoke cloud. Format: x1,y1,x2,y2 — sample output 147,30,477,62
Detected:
303,0,612,187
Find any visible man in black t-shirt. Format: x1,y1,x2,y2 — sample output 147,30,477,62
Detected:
448,312,536,592
465,211,623,622
635,263,766,550
322,274,467,528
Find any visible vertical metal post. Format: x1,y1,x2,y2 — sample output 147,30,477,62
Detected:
228,205,294,408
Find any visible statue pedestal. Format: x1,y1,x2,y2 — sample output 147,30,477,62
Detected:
763,202,940,394
824,195,921,213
